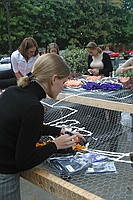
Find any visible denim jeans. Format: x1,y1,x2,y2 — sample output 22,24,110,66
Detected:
0,172,21,200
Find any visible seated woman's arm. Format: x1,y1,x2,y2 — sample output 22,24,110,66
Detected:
116,58,133,74
11,53,23,79
15,72,23,79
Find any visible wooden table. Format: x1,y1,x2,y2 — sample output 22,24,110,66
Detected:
21,88,133,200
21,168,103,200
57,87,133,113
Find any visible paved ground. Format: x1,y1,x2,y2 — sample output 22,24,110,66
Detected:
21,178,59,200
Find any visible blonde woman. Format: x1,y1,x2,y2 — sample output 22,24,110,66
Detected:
0,53,85,200
86,42,113,77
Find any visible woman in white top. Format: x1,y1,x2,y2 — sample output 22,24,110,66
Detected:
116,57,133,76
0,37,39,89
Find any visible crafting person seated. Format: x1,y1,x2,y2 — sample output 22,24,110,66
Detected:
0,37,39,90
86,42,113,77
116,57,133,76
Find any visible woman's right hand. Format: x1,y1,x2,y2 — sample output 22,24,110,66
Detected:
88,69,93,74
53,134,77,150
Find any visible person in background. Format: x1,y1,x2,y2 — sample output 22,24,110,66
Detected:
45,42,60,111
86,42,113,77
0,53,85,200
47,43,60,55
116,57,133,76
0,37,39,90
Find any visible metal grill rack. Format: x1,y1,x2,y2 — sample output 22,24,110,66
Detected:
39,97,133,200
22,88,133,200
63,87,133,104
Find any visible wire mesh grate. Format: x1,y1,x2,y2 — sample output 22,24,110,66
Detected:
62,88,133,104
40,98,133,200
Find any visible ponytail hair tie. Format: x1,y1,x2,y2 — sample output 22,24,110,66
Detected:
27,72,34,81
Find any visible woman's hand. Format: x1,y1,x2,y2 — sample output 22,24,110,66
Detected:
123,66,133,73
88,69,99,75
88,69,93,74
53,134,77,150
15,72,23,79
71,131,86,142
91,69,99,75
60,129,86,144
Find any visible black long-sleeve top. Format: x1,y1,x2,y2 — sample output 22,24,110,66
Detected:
88,52,113,76
0,81,61,174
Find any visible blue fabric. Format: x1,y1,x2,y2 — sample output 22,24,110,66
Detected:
0,173,21,200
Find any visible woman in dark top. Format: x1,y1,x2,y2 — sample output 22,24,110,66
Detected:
86,42,113,77
0,53,85,200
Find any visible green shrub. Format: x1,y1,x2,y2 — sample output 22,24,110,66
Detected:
61,45,88,74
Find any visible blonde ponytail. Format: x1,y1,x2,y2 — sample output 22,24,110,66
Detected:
17,76,30,88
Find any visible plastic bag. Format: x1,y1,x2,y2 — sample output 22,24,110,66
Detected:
85,161,117,176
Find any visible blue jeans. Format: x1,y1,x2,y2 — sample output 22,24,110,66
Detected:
0,172,20,200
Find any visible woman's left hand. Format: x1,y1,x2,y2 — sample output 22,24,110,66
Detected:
60,129,86,142
92,69,99,75
72,131,86,142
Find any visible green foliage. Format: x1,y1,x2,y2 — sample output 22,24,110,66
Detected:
0,0,133,54
122,70,132,77
61,46,88,74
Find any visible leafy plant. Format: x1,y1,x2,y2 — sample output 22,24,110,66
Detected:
122,70,132,77
61,45,88,74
